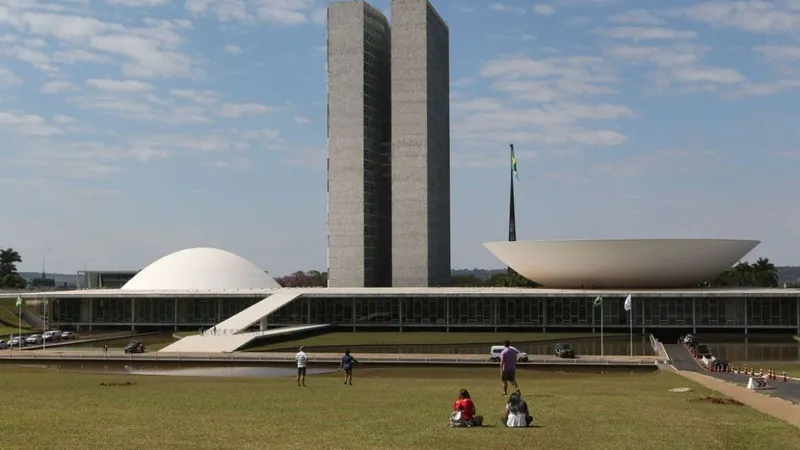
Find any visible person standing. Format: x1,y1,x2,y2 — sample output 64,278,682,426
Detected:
500,340,519,395
338,349,358,385
295,346,308,387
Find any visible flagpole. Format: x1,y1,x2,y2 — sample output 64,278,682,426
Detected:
43,300,48,351
629,302,633,357
600,301,604,357
18,302,22,351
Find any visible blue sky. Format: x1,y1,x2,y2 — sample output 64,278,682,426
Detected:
2,0,799,276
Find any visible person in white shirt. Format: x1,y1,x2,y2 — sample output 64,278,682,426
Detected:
295,346,308,387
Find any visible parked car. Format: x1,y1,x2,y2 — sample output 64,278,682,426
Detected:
124,341,146,354
488,345,529,362
9,336,27,347
693,344,712,359
0,340,7,349
680,334,697,345
61,331,76,341
42,330,61,342
26,334,43,345
554,343,576,358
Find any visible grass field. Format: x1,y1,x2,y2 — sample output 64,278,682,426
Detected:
0,367,797,449
0,307,32,329
244,332,621,352
732,362,800,376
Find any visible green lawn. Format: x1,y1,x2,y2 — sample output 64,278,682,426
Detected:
244,332,622,352
0,325,38,337
732,362,800,376
0,307,32,329
0,367,797,449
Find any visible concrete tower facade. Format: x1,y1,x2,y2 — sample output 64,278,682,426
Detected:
326,1,392,287
390,0,451,287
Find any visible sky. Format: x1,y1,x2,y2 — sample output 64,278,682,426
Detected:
1,0,799,276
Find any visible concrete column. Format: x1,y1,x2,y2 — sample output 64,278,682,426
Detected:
131,298,136,331
399,298,403,332
173,297,178,331
260,317,268,331
88,297,93,332
217,298,222,323
744,297,748,335
492,298,497,332
692,297,696,334
796,296,799,335
445,297,449,332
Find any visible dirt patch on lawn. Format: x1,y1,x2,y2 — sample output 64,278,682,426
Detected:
691,396,743,406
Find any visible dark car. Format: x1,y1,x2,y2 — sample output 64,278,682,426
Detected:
554,343,575,358
693,344,712,359
124,341,146,354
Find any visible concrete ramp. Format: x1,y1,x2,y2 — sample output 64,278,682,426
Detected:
211,290,305,334
158,324,329,353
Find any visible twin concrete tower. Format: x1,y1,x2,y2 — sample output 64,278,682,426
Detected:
326,0,451,288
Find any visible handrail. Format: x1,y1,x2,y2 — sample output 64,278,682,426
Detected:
0,352,659,365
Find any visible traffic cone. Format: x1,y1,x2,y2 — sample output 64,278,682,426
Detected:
759,368,763,377
783,372,788,382
751,368,755,376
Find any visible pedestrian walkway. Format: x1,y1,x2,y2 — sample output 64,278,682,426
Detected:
672,369,800,427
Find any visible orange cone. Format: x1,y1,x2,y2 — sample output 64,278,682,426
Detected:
783,372,788,382
759,368,763,377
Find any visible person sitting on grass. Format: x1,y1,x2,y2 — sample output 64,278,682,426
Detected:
502,391,532,427
451,389,483,427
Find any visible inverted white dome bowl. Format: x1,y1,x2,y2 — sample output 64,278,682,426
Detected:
483,239,760,289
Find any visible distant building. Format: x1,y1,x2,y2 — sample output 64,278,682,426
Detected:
79,271,139,289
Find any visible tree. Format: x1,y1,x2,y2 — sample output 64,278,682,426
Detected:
487,272,539,288
706,258,779,288
752,257,779,287
0,248,25,289
276,270,328,288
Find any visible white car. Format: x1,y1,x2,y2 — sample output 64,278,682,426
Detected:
489,345,529,362
26,334,43,345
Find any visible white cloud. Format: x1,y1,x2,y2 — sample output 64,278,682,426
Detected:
755,44,800,61
0,111,61,136
607,9,664,25
224,44,243,55
40,80,77,94
170,89,219,104
86,78,153,92
0,67,21,88
105,0,170,6
606,43,744,88
599,27,697,41
489,3,526,14
680,1,800,33
0,6,198,79
533,4,556,15
294,116,311,124
185,0,322,25
54,115,75,124
218,102,272,117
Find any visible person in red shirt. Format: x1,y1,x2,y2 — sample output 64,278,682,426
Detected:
453,389,483,426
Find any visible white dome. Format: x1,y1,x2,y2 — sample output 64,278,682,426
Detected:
483,239,760,289
121,247,281,291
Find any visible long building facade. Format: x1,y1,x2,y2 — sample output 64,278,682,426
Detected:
30,289,800,335
326,2,393,288
390,0,451,288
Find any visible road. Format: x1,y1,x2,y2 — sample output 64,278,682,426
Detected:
663,343,800,403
